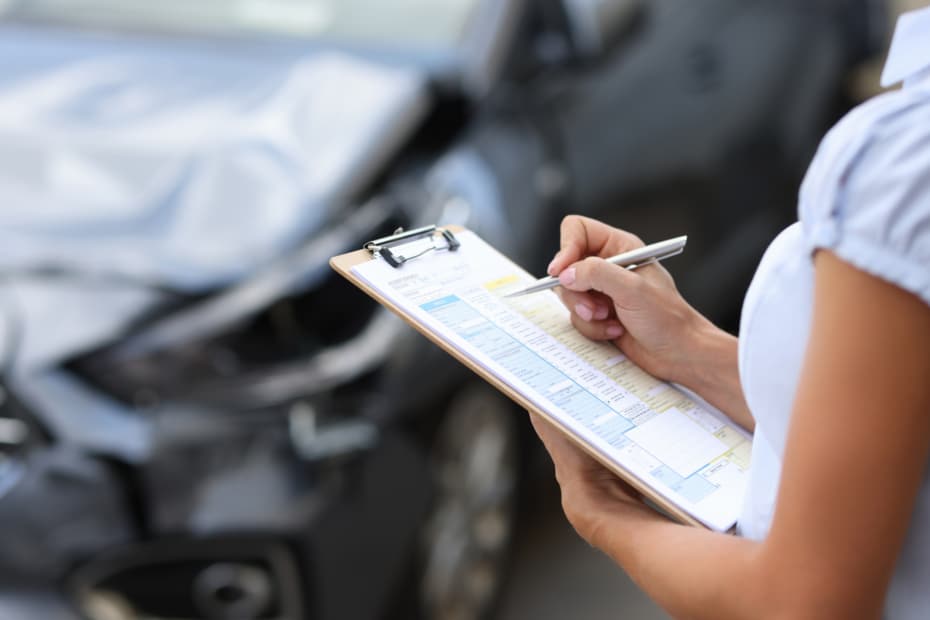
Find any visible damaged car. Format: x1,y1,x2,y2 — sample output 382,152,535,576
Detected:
0,0,883,619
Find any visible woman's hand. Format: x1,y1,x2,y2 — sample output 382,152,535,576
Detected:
548,215,713,384
528,412,653,547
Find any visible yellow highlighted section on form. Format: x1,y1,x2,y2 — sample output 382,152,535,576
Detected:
484,274,520,291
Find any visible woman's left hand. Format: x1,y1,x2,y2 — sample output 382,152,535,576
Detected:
528,412,648,546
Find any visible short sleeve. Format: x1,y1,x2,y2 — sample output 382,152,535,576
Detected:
800,93,930,307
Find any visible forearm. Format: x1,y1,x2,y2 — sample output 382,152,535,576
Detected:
592,504,766,620
673,318,754,432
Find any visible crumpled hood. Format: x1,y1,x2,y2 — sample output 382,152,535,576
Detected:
0,27,430,289
0,27,430,372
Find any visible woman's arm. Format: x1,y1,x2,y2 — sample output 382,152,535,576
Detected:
550,215,753,430
535,250,930,619
679,322,753,432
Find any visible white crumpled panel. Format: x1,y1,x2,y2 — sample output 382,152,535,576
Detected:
0,28,429,371
0,30,428,288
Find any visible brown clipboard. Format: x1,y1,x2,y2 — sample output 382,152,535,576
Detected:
331,225,709,530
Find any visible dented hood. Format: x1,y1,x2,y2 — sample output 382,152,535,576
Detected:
0,27,430,288
0,27,430,370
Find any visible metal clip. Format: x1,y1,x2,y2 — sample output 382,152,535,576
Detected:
363,225,461,268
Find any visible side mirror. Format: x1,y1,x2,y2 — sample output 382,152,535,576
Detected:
562,0,644,57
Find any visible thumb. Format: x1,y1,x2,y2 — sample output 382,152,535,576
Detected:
559,256,644,306
547,245,583,276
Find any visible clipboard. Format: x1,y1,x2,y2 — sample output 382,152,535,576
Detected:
331,225,743,531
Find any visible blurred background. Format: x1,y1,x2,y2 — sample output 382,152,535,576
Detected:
0,0,915,619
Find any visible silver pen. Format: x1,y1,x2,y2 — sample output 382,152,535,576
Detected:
505,235,687,298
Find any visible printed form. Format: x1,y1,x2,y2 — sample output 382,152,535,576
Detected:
353,231,750,531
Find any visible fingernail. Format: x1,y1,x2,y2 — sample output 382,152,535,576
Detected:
559,268,576,286
606,324,624,338
547,254,561,276
594,304,609,320
574,303,593,322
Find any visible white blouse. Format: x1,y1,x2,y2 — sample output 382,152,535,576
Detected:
736,8,930,619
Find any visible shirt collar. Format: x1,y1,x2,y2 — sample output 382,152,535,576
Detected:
880,6,930,88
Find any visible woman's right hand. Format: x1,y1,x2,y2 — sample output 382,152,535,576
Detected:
548,215,713,384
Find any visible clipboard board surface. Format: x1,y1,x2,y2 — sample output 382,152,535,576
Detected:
331,226,743,531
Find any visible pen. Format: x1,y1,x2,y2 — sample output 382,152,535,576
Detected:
504,235,687,298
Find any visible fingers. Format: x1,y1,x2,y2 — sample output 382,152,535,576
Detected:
555,289,624,340
528,413,571,468
571,313,625,341
558,288,611,321
559,256,645,309
548,215,643,276
528,412,599,480
528,411,556,446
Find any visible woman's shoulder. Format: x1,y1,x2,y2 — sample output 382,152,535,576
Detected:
800,85,930,210
799,86,930,306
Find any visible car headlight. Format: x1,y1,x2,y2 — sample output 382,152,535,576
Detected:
0,384,43,457
0,399,27,448
0,384,43,500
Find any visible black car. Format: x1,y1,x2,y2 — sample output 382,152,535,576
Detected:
0,1,883,619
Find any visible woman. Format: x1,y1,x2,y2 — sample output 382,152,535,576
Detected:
533,7,930,619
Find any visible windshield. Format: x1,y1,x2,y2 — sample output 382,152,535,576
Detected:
0,0,483,49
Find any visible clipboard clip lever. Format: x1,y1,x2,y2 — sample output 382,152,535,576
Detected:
363,225,460,268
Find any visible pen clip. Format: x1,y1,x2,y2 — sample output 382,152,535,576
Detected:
364,225,461,268
623,247,684,271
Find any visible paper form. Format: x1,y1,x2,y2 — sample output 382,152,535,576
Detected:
625,408,728,478
352,231,751,531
